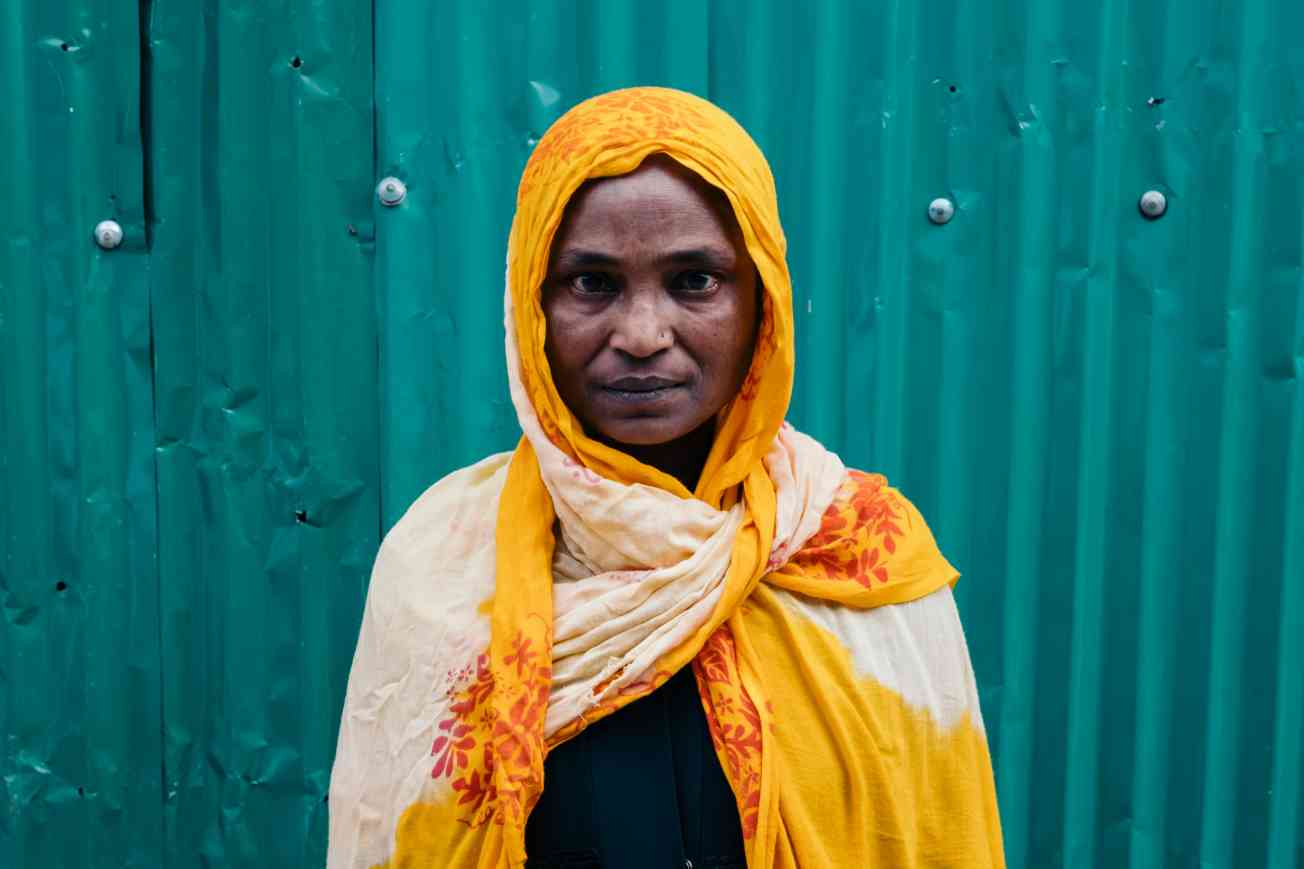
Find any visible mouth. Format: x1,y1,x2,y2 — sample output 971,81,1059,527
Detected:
599,376,686,404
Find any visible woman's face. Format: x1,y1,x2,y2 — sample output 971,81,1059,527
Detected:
543,157,759,447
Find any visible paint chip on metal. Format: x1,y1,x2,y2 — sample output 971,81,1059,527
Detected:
94,219,123,249
377,177,407,207
1138,190,1167,220
927,197,955,225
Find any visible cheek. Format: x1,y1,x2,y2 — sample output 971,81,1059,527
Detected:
734,285,761,371
694,304,756,387
544,305,600,381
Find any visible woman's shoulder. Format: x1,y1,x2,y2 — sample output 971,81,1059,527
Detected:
368,451,514,613
837,468,925,512
787,467,958,604
332,453,515,858
382,451,514,548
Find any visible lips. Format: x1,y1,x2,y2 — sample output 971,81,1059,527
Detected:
599,375,685,404
605,375,681,391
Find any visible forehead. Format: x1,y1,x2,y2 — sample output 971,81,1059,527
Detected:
553,156,742,252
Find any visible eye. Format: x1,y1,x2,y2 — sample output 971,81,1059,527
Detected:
569,273,616,296
673,271,721,294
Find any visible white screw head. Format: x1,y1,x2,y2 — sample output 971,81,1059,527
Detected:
376,177,407,207
94,219,124,249
927,197,955,225
1139,190,1167,219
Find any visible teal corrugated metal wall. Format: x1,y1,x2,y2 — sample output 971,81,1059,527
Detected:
146,1,377,865
3,1,1302,867
1,0,163,865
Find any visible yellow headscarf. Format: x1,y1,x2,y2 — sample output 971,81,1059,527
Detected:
507,86,793,504
328,87,1003,869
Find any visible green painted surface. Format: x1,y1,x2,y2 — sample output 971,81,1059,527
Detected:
2,1,1302,867
1,0,162,865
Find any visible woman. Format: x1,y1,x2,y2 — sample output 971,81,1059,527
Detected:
329,87,1004,868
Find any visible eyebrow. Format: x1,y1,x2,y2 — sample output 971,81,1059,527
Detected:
552,246,736,271
552,249,620,271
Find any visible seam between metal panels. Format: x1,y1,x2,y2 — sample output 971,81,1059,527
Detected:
369,0,383,557
136,0,167,863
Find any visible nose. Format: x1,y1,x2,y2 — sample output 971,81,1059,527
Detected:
608,290,673,358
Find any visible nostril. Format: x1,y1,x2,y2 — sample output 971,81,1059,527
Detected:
610,326,674,358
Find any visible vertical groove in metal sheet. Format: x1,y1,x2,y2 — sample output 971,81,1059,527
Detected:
584,0,638,89
927,0,976,617
1266,281,1304,867
1128,262,1184,867
446,0,513,467
523,3,575,144
707,0,773,130
285,3,379,858
1062,0,1128,864
803,0,850,451
660,0,709,93
827,0,885,479
146,1,206,859
1200,0,1270,864
214,5,272,856
375,0,438,523
994,0,1062,864
869,0,922,481
1,2,45,866
1127,3,1193,864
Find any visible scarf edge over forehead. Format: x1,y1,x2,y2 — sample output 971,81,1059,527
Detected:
328,87,998,869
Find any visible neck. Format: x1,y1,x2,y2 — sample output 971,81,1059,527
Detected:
605,420,716,493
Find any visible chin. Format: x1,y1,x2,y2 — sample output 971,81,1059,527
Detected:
598,417,691,447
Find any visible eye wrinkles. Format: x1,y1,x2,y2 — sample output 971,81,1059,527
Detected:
563,270,726,298
550,246,737,303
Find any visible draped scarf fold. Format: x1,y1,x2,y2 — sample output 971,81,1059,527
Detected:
328,87,1004,869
